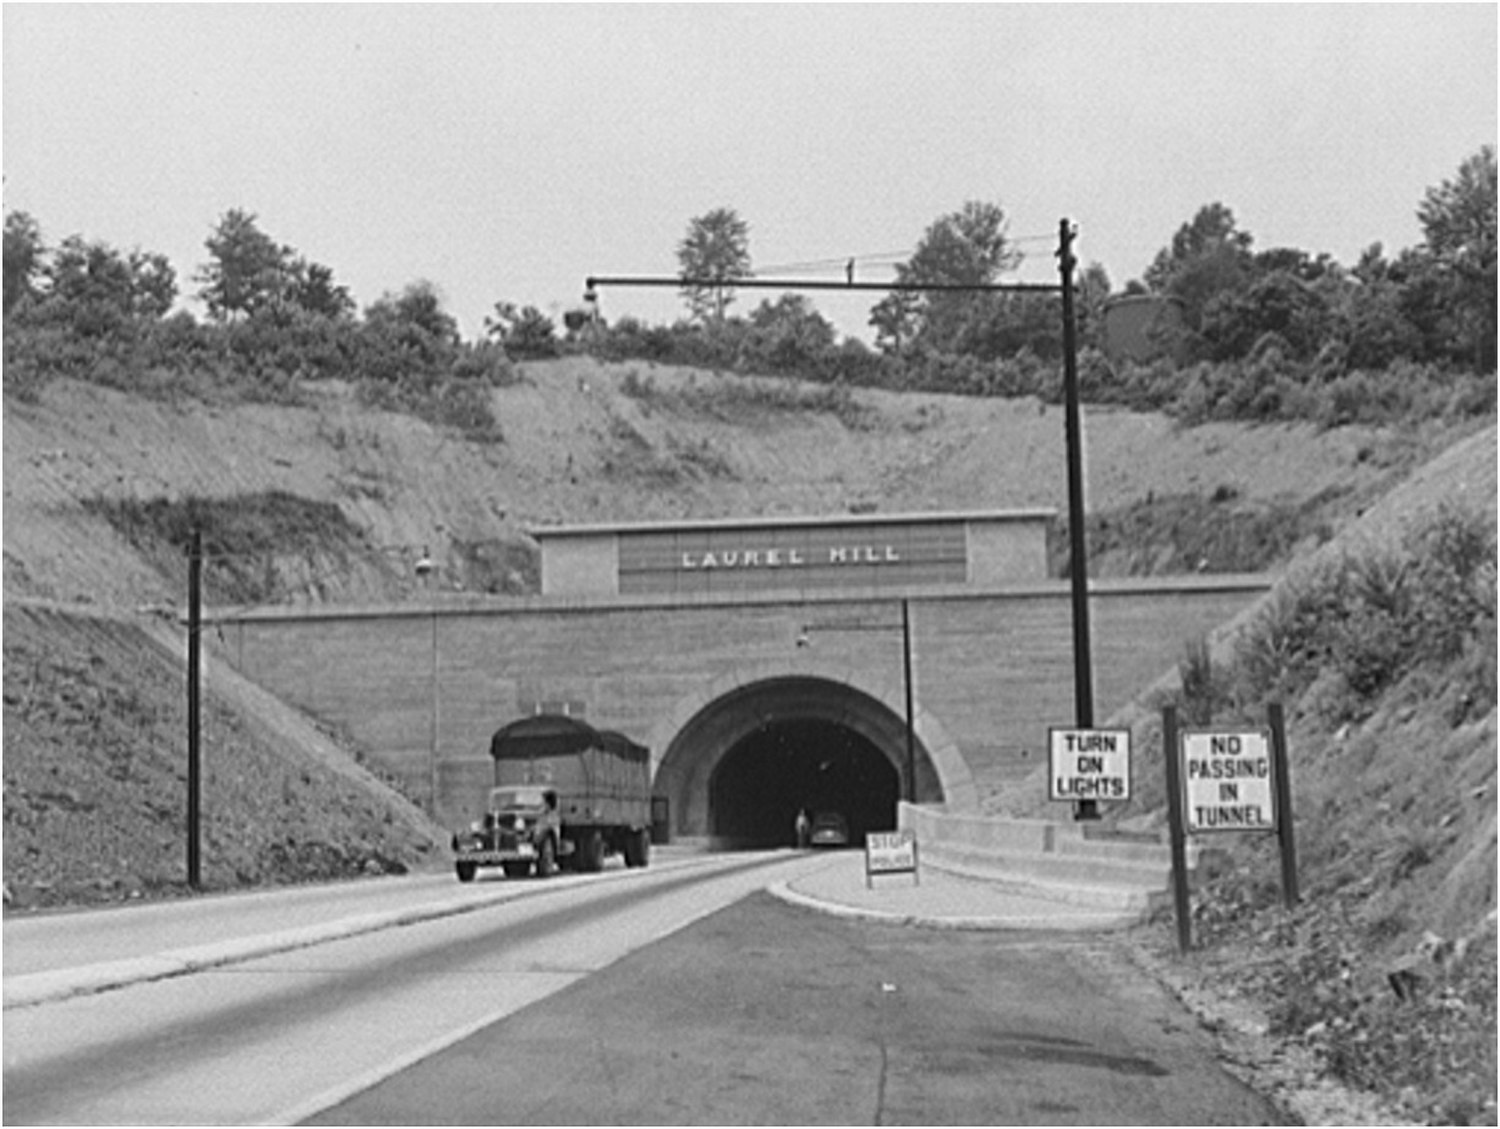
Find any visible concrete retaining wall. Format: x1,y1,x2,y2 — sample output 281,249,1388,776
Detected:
897,802,1195,911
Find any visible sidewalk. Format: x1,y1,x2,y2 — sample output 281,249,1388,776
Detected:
772,850,1151,931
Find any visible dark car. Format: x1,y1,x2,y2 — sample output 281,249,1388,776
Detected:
809,811,850,848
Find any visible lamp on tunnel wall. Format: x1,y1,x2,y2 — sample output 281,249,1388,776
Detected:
796,599,917,805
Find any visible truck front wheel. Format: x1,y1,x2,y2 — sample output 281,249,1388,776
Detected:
455,861,477,883
536,836,558,878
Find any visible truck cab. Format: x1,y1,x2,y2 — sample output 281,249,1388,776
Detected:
452,784,561,881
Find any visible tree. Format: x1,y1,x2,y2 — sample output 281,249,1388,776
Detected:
127,249,177,319
1074,261,1113,352
906,200,1021,353
869,283,920,355
745,293,836,373
677,208,751,324
3,211,44,314
1198,271,1330,361
286,259,354,320
873,200,1022,356
367,281,459,343
1143,203,1255,335
1417,146,1497,371
196,209,291,322
362,280,462,376
39,235,177,332
484,301,558,358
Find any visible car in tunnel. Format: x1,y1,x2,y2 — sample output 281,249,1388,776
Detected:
809,811,850,848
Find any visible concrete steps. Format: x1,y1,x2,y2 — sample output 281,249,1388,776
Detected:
899,803,1193,916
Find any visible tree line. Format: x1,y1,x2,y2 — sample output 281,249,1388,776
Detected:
642,146,1494,426
3,145,1493,432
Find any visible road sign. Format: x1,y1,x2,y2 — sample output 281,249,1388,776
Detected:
1048,728,1131,802
1180,729,1276,833
865,829,918,888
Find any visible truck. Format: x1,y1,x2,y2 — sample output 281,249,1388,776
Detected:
451,714,653,882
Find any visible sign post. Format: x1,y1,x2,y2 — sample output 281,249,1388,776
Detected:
1161,706,1193,954
865,829,919,889
1268,702,1299,908
1164,704,1299,954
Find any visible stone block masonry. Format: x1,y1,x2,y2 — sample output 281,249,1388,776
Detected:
215,574,1268,831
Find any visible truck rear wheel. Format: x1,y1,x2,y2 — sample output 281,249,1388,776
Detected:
455,861,477,883
579,830,605,873
536,836,557,878
624,827,650,868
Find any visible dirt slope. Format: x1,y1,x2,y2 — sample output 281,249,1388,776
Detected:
3,357,1460,613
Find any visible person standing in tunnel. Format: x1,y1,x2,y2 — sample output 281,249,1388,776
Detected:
795,808,811,849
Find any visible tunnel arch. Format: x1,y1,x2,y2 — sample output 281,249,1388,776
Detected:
650,671,975,842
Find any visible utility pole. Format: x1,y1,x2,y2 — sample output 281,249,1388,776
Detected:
901,598,915,804
187,527,203,889
1058,219,1098,820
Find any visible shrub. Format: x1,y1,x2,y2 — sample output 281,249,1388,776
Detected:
1231,504,1496,717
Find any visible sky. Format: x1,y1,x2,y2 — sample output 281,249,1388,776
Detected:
3,4,1495,343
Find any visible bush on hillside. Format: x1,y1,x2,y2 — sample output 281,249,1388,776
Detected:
579,310,1495,430
1232,504,1496,721
82,492,375,605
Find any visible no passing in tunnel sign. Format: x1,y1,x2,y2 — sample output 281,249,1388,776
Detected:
1048,728,1131,802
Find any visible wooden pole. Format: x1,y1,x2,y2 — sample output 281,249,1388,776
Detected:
1161,705,1192,953
1268,701,1299,908
187,527,202,891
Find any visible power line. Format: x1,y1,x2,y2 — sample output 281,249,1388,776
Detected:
753,248,913,276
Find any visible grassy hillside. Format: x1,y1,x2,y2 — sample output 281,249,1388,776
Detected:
4,603,446,909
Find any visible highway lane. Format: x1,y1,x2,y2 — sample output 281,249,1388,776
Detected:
311,893,1284,1126
4,849,829,1125
3,846,724,979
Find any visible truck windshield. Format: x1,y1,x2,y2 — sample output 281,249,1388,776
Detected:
491,787,549,810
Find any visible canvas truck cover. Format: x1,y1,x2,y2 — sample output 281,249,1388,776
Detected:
488,715,649,764
488,715,650,827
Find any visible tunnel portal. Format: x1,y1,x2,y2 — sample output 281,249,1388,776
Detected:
709,718,901,849
655,675,933,845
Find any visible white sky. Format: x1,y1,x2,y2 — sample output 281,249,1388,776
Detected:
3,4,1495,342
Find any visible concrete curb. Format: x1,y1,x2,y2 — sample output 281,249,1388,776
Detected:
917,859,1156,912
766,880,1141,932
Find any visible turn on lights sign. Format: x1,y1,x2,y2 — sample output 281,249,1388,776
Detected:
1049,728,1131,802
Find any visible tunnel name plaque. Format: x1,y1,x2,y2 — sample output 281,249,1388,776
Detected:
616,519,971,595
865,829,919,888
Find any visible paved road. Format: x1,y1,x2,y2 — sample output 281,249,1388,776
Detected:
4,846,716,981
3,851,813,1124
5,851,1285,1126
310,893,1281,1126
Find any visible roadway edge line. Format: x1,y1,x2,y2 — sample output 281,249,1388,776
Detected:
2,857,718,1011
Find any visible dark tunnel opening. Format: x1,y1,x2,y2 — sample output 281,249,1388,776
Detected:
708,718,901,849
